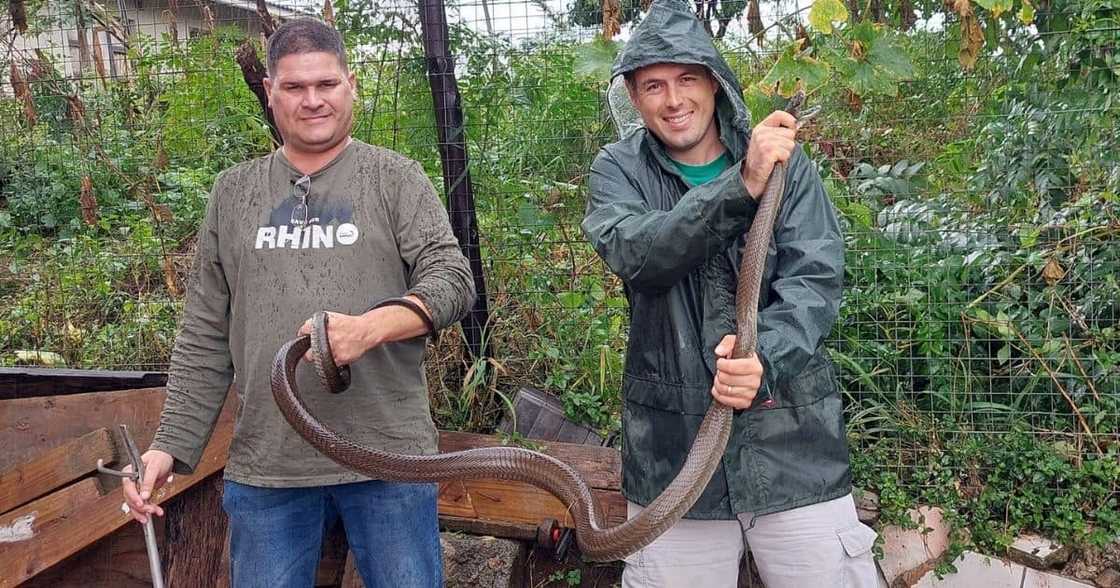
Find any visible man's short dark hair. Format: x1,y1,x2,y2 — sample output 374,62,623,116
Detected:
266,18,348,76
622,64,713,90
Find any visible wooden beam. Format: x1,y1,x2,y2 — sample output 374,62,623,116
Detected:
0,392,236,588
20,517,165,588
456,479,626,528
0,478,102,542
0,368,167,400
0,387,166,471
437,431,621,490
0,428,117,515
439,515,538,541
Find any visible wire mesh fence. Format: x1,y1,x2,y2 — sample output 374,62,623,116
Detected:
1,0,1117,533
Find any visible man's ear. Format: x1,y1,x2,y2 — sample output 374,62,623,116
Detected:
348,71,358,99
263,77,274,106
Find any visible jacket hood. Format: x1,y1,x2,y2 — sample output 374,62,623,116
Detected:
609,0,752,150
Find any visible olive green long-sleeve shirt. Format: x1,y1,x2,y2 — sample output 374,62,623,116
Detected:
152,140,475,487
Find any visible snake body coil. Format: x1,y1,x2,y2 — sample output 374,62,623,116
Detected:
270,94,806,562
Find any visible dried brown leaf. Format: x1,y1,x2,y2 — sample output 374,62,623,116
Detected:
164,2,180,48
10,63,37,126
162,255,182,297
65,94,87,127
601,0,621,40
323,0,335,27
257,0,276,38
80,176,99,226
1042,257,1065,286
747,0,763,46
900,0,916,30
202,4,216,34
152,203,174,223
154,142,169,170
958,11,983,69
845,89,863,113
9,0,27,33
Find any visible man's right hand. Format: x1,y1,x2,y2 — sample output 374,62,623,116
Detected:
121,449,174,524
741,110,799,199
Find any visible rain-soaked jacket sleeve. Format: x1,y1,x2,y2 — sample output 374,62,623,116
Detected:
756,148,844,385
582,148,758,291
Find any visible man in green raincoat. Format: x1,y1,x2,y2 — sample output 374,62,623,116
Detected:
582,1,882,585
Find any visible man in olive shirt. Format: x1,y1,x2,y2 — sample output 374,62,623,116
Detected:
121,19,475,587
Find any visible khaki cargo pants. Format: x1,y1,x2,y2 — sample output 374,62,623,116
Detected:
622,494,885,588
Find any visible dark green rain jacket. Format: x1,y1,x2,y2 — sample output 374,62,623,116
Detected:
582,0,851,519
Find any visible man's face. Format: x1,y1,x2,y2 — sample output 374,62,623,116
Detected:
628,63,721,162
264,51,356,156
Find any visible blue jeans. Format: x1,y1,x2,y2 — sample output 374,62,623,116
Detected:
221,479,443,588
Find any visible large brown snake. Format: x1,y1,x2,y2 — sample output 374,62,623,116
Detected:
270,93,808,562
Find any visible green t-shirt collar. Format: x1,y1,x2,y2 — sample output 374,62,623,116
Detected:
671,151,732,187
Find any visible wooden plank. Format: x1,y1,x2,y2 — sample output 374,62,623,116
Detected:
439,515,537,541
463,479,626,528
21,515,166,588
438,431,622,491
0,478,101,543
437,480,478,518
0,391,236,588
0,368,167,400
0,387,166,471
0,427,117,515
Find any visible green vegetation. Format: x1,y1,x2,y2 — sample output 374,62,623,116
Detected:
0,0,1115,565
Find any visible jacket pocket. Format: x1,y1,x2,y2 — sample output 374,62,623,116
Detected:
623,374,714,415
774,352,839,408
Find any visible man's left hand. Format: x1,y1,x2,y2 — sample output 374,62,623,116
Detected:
710,334,764,409
298,311,372,367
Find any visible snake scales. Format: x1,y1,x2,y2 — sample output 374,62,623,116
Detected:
270,93,807,562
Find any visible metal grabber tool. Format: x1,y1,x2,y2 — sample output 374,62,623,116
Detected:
97,424,166,588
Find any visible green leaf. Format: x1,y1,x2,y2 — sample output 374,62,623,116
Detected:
841,201,874,228
760,40,831,97
841,59,898,96
574,39,620,81
849,21,878,45
1018,0,1035,23
997,344,1011,365
809,0,849,34
516,200,554,232
838,25,914,97
974,0,1013,18
1018,225,1040,248
558,292,586,309
867,34,916,80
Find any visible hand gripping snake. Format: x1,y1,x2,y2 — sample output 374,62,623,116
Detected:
270,93,810,562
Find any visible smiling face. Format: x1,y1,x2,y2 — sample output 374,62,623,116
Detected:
628,63,723,165
263,51,357,158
